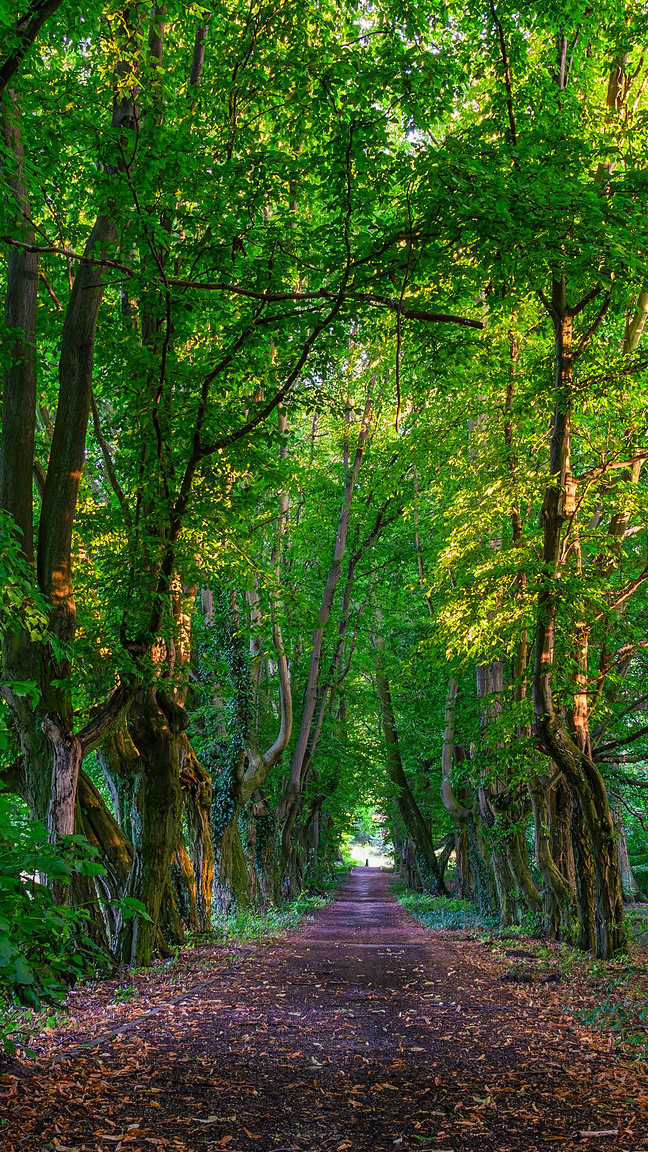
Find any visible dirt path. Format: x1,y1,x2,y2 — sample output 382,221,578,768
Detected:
3,867,648,1151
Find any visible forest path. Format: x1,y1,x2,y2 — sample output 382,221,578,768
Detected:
3,867,648,1151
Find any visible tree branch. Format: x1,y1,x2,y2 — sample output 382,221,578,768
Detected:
0,238,484,329
90,390,132,527
488,0,518,146
594,722,648,759
77,683,133,756
0,0,63,98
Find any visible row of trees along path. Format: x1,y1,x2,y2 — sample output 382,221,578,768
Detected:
5,0,648,981
2,867,648,1151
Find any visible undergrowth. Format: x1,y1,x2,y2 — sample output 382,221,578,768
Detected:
1,870,349,1061
210,870,348,943
395,887,499,931
576,996,648,1060
565,908,648,1061
211,890,331,943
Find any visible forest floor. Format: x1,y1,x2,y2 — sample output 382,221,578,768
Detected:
2,867,648,1152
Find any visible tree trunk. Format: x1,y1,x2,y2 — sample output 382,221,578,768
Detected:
374,650,445,895
477,785,516,927
505,822,543,918
181,741,215,929
0,90,37,562
170,840,199,932
612,799,646,903
117,689,187,966
76,769,134,952
277,390,374,883
1,46,134,847
214,821,253,913
528,772,574,938
533,280,626,958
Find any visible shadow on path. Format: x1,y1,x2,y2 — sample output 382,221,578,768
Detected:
3,867,647,1151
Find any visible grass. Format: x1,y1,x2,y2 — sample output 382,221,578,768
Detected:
210,870,349,945
394,886,498,931
211,893,328,943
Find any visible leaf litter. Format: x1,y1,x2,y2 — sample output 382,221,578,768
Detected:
2,870,648,1151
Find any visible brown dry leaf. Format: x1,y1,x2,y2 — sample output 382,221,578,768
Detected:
6,876,648,1152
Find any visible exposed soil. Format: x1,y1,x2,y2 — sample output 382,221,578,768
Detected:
2,867,648,1151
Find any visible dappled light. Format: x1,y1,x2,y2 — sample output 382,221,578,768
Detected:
3,0,648,1147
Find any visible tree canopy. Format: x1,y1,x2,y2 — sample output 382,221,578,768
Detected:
3,0,648,996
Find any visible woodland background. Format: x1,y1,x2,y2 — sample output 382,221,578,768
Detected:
2,0,648,1016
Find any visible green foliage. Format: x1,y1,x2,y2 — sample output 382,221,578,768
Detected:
575,985,648,1061
350,807,384,847
112,984,139,1004
0,513,49,648
0,1005,59,1061
0,793,108,1042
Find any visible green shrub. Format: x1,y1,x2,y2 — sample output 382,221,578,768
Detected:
0,792,109,1051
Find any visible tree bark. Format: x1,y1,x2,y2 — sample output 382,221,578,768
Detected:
0,89,37,561
180,739,215,929
277,389,374,890
532,278,626,957
373,645,446,896
528,771,574,938
612,798,646,903
116,689,187,966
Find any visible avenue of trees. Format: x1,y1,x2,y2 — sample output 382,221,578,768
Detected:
3,0,648,994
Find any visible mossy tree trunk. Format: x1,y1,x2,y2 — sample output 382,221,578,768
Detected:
612,799,646,903
532,280,626,958
116,689,187,966
528,772,574,939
